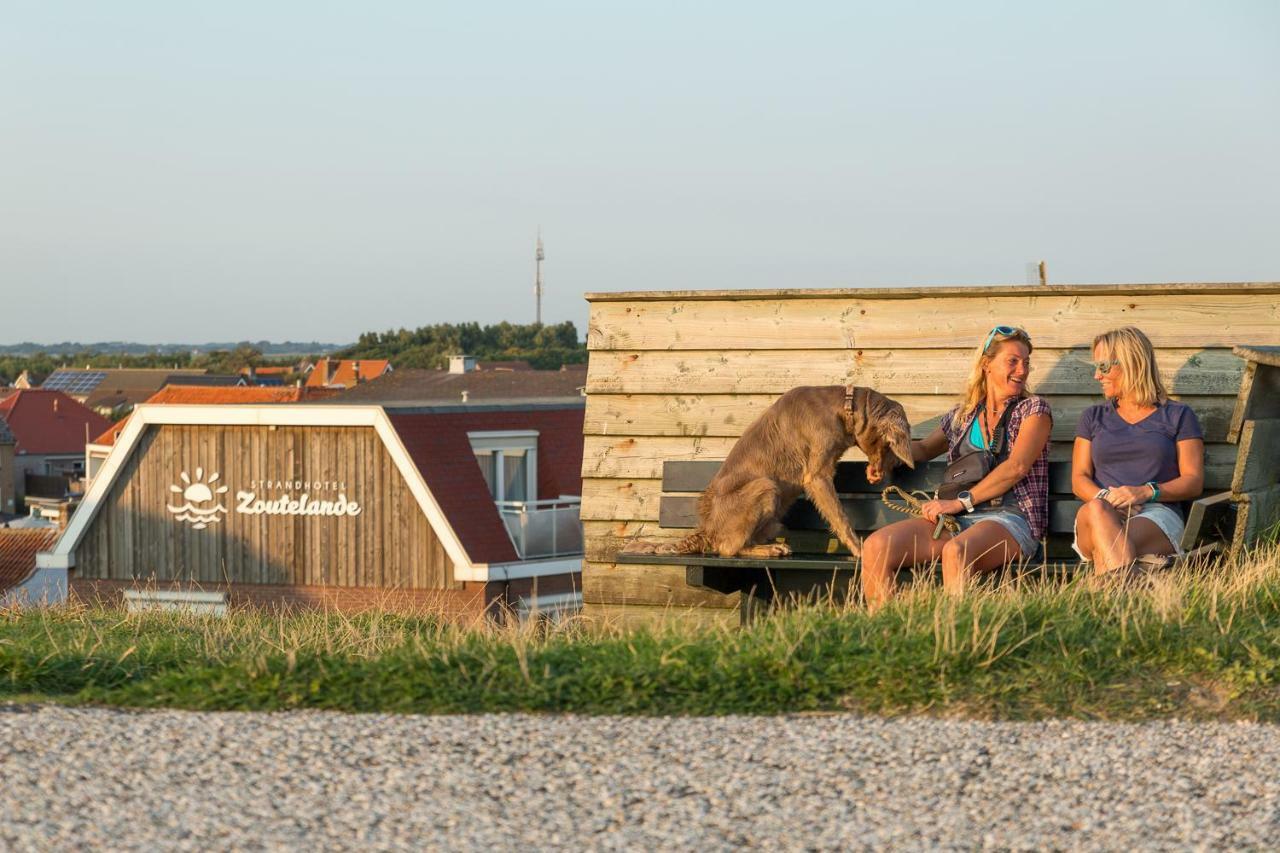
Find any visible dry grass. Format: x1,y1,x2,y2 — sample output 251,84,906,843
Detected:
2,544,1279,718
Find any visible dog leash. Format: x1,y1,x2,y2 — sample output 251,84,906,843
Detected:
880,485,961,539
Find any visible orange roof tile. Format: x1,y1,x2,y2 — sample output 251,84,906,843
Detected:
305,359,392,389
91,385,306,446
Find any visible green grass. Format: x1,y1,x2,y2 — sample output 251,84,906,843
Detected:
4,546,1280,719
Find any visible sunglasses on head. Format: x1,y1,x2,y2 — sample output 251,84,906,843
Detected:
981,325,1030,354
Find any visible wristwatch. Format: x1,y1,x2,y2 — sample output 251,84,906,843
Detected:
957,490,975,513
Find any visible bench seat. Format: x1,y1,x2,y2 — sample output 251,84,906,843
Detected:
615,459,1232,603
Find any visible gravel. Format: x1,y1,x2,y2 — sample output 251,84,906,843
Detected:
2,705,1278,851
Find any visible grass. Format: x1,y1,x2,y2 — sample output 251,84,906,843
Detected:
4,546,1280,719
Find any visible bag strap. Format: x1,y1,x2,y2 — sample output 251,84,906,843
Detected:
989,398,1018,457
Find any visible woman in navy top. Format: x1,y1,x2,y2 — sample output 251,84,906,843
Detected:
1071,326,1204,575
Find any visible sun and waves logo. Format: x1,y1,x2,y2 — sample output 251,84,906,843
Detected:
166,468,230,530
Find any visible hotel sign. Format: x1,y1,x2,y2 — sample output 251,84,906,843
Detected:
167,468,362,530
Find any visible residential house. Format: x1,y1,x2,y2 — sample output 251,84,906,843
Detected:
321,360,586,406
304,359,392,390
0,390,111,510
39,400,584,618
42,368,208,417
0,419,15,516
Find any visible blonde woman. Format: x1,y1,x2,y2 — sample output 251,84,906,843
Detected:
1071,326,1204,574
861,326,1052,608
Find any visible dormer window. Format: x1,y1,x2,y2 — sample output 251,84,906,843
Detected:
468,430,538,503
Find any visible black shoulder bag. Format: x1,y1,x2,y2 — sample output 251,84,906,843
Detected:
937,401,1016,505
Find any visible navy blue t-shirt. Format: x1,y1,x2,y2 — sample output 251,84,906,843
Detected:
1076,400,1203,514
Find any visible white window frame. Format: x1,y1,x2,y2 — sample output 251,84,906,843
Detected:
468,430,538,503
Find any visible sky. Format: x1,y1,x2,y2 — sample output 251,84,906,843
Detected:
2,1,1278,344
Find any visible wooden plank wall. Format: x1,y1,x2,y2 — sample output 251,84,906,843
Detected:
75,425,460,590
580,283,1280,613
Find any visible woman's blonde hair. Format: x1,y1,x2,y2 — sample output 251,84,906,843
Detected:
1093,325,1166,407
959,326,1033,414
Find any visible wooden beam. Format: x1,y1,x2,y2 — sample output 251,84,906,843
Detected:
583,393,1234,442
1232,419,1280,494
1233,344,1280,369
1228,362,1280,443
1232,484,1280,554
580,434,1241,483
586,348,1243,396
584,282,1280,303
588,294,1280,351
582,560,742,609
1179,491,1235,552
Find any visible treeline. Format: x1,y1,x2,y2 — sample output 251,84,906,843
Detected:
0,322,588,385
0,345,311,386
0,340,340,357
338,321,586,370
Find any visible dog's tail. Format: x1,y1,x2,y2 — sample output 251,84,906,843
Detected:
621,530,713,555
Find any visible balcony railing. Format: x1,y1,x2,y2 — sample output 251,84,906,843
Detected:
497,497,583,560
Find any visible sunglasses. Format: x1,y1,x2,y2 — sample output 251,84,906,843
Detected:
981,325,1030,354
1089,359,1120,375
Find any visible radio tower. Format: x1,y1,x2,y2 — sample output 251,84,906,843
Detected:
534,229,545,325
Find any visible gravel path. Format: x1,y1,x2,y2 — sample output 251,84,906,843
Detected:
2,705,1277,851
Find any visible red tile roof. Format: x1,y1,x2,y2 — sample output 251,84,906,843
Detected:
388,406,584,565
0,390,112,456
0,527,59,593
91,385,310,446
306,359,392,389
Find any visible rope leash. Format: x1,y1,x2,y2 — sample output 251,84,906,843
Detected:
880,485,961,539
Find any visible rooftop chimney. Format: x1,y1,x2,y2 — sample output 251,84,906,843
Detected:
461,390,469,403
352,360,361,385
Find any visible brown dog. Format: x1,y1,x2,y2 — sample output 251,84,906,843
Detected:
628,385,914,559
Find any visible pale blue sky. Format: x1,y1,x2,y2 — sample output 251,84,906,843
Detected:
3,1,1278,343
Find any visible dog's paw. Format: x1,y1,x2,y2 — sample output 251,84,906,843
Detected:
764,542,792,558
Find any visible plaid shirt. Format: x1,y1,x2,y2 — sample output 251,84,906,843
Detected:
939,395,1053,540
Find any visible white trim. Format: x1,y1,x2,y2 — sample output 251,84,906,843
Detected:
456,556,582,582
466,430,539,446
42,404,483,580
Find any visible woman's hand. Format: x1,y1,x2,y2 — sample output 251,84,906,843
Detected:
1104,484,1153,510
921,499,964,523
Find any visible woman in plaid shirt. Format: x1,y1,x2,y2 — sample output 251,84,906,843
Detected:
861,326,1053,609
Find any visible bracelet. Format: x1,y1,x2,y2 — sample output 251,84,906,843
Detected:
1094,487,1110,501
1145,481,1160,501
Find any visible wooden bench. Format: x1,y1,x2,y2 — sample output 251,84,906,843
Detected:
616,459,1234,607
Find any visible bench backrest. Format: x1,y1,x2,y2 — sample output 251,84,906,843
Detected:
655,459,1234,558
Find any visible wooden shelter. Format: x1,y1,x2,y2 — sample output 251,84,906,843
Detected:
580,282,1280,624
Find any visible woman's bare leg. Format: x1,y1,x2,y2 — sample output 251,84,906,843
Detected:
860,518,948,610
1076,499,1177,574
940,521,1023,594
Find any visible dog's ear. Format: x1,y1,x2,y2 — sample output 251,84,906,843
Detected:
887,410,914,469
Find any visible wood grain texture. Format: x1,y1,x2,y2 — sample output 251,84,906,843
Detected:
582,560,742,609
1232,484,1280,553
75,424,458,590
1229,363,1280,443
580,435,1241,481
583,393,1233,442
586,348,1243,396
1231,419,1280,495
588,294,1280,351
585,282,1280,303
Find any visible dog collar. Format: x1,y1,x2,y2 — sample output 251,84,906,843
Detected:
844,384,855,413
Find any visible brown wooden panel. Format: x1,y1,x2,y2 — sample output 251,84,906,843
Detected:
583,393,1234,442
1229,361,1280,443
586,348,1243,396
1232,419,1280,494
588,294,1280,351
582,560,742,609
73,424,456,590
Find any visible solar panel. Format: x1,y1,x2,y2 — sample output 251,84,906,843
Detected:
42,370,107,395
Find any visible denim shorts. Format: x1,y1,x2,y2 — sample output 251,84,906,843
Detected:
1071,502,1185,561
954,507,1039,558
